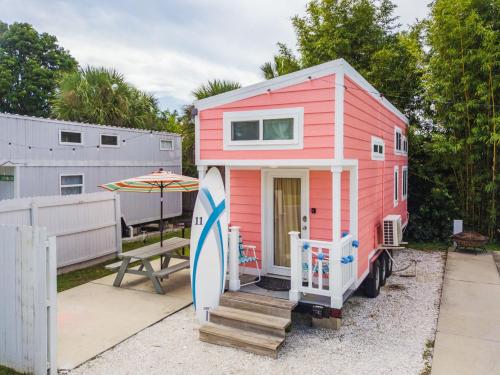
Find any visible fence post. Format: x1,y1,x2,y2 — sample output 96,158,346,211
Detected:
289,231,301,302
46,236,57,375
228,226,240,291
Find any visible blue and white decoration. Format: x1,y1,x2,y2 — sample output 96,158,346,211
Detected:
190,167,228,323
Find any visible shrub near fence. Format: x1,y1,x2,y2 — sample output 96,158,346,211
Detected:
0,192,122,268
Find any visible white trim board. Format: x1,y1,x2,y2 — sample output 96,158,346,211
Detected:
196,158,358,168
194,58,408,124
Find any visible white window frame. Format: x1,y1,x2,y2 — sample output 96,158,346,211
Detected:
371,136,385,161
402,165,408,201
59,129,83,146
402,135,408,155
100,133,120,148
160,139,174,151
394,166,399,207
394,127,402,155
223,107,304,150
60,173,84,196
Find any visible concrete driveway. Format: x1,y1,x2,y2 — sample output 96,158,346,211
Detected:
57,259,192,371
432,251,500,374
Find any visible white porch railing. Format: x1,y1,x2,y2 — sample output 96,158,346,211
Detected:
289,232,357,309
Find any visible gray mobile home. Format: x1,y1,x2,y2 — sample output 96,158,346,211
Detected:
0,113,182,226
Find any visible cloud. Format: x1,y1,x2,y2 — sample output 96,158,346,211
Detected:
1,0,430,110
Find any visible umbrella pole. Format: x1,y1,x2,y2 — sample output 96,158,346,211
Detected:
160,186,164,247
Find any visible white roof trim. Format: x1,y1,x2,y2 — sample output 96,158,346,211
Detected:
194,58,408,124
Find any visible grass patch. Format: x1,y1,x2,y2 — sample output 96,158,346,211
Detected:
57,228,190,292
420,339,435,375
0,365,23,375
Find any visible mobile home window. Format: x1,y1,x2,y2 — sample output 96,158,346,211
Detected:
223,107,303,150
100,134,119,147
160,139,174,150
402,136,408,154
60,174,83,196
394,166,399,206
371,136,385,160
60,130,82,145
402,166,408,200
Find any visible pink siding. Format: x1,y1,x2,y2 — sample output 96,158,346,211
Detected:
230,170,262,266
199,75,335,160
343,76,408,278
309,170,349,242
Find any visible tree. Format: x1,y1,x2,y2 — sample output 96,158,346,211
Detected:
260,43,301,79
424,0,499,238
0,21,78,117
191,79,241,100
261,1,424,120
52,66,160,129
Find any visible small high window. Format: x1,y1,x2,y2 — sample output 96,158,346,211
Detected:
160,139,174,150
395,127,402,154
223,108,303,150
100,134,119,147
402,136,408,154
394,166,399,207
402,166,408,200
60,174,83,196
371,136,385,160
60,130,82,145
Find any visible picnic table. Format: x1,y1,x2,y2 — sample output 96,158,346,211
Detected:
108,237,190,294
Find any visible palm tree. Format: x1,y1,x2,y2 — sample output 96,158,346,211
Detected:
52,66,159,129
191,79,241,100
260,43,301,79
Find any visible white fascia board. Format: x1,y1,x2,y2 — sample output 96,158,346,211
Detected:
193,58,408,124
196,158,358,168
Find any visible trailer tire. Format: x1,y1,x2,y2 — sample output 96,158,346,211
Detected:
386,250,393,277
379,253,387,287
363,259,381,298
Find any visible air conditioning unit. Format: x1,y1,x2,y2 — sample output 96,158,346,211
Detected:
383,215,403,246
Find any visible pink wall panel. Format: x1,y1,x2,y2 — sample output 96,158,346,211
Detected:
343,76,408,278
199,75,336,160
230,169,262,268
309,171,332,242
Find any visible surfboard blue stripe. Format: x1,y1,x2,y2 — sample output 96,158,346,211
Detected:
202,188,226,294
191,198,225,308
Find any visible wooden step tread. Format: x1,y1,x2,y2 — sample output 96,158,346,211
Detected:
210,306,290,330
200,323,283,351
222,291,297,311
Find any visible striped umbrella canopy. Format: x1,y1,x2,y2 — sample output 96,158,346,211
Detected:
99,170,198,192
100,169,199,246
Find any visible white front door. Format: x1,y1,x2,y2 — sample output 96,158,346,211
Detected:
263,169,309,276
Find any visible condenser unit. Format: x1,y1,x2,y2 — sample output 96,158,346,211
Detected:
383,215,403,246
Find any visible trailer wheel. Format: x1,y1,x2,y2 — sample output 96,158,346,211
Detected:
363,259,381,298
379,253,387,287
386,250,393,277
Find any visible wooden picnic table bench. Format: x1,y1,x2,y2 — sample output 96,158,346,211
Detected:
109,237,190,294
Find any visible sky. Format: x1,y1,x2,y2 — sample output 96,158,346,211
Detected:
1,0,431,111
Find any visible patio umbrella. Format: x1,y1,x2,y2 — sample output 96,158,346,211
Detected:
100,169,199,246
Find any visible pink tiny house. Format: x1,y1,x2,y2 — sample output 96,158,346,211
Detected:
194,59,408,313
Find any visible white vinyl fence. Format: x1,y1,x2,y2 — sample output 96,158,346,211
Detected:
0,225,57,375
0,192,122,268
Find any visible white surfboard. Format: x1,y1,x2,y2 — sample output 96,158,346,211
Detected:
190,167,228,323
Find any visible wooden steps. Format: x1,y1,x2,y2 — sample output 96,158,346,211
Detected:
220,291,297,319
199,323,283,359
199,292,297,358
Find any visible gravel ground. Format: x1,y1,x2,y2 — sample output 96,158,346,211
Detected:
70,249,445,375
